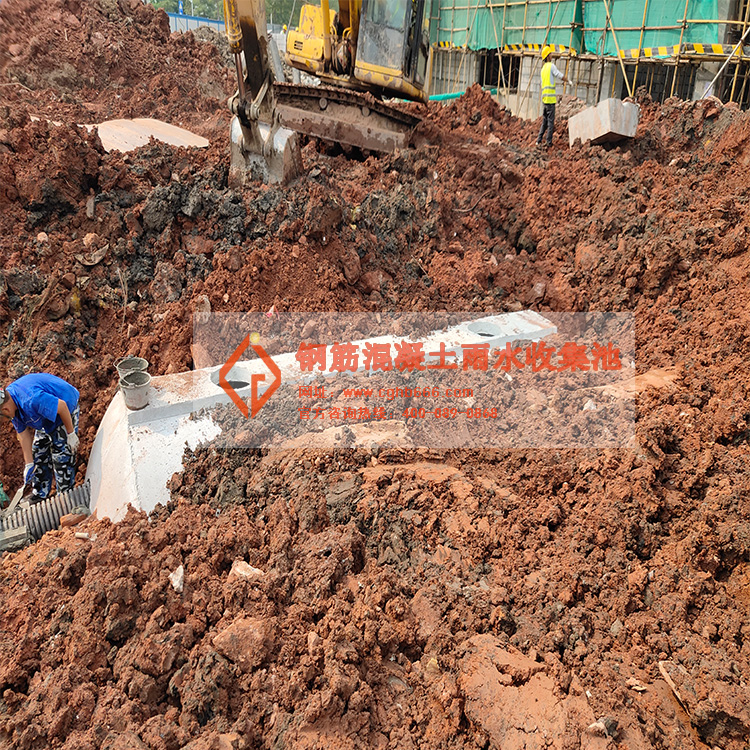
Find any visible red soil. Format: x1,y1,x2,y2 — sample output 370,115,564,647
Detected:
1,0,750,746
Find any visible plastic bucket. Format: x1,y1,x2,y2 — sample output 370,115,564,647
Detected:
116,356,149,380
120,371,152,410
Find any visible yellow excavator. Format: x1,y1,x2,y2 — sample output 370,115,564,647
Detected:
222,0,432,183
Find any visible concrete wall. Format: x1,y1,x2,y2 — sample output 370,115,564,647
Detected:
511,55,543,120
693,62,722,99
430,48,482,96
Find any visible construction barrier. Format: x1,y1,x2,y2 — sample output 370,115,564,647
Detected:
167,12,224,34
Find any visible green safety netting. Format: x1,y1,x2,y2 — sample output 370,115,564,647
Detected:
582,0,719,56
431,0,581,49
431,0,719,55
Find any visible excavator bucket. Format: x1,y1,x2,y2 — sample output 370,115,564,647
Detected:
224,0,302,184
229,116,302,186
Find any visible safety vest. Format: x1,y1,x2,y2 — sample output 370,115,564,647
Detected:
541,62,556,104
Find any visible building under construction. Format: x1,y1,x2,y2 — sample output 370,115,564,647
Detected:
429,0,750,117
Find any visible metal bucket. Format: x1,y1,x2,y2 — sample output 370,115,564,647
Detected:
120,370,152,410
116,356,149,380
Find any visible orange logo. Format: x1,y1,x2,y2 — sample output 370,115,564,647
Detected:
219,336,282,417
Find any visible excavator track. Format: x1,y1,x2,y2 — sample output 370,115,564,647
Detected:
273,82,422,153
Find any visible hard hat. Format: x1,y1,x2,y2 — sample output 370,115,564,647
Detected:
542,45,553,59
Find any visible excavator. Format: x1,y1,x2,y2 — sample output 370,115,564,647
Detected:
221,0,432,183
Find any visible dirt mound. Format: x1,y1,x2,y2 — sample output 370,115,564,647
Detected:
3,395,750,748
0,0,233,133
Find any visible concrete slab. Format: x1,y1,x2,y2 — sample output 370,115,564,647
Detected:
567,98,640,147
86,312,557,522
88,118,209,152
28,115,209,153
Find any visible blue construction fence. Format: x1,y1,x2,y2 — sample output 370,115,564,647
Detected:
167,12,283,36
167,12,224,33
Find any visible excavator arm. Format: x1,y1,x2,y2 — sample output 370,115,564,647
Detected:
223,0,302,184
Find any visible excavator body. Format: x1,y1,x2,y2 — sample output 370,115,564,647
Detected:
223,0,431,183
286,0,432,103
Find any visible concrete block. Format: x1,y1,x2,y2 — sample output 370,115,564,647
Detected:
86,312,557,522
567,98,640,147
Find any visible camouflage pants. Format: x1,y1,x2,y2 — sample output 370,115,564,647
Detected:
31,406,79,499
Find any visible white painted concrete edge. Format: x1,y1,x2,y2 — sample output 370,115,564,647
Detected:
87,312,557,522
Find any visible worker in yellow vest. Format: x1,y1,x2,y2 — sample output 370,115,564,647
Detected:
536,45,570,148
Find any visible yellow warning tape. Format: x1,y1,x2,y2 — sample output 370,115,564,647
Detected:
618,42,747,59
434,40,740,59
435,41,477,49
501,43,578,55
431,42,577,54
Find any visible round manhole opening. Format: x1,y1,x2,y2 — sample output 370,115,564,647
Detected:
224,379,249,389
210,367,251,389
467,321,501,338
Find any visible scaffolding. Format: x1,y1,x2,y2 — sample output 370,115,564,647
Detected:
430,0,750,108
431,0,727,53
581,0,720,57
431,0,582,51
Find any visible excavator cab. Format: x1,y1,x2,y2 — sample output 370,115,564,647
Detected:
355,0,431,101
287,0,431,102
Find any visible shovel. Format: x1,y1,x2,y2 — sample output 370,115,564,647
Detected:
1,483,32,519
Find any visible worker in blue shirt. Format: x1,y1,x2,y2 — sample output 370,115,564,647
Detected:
0,373,80,501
